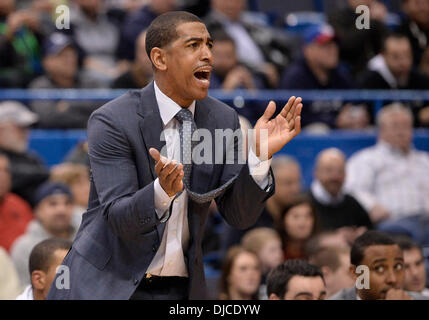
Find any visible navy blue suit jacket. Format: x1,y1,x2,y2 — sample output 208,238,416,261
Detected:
47,82,274,299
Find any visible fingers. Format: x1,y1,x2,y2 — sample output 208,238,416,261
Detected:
165,163,184,191
158,160,181,181
149,148,160,163
281,96,302,121
280,96,296,118
171,171,184,194
289,103,302,134
261,101,276,121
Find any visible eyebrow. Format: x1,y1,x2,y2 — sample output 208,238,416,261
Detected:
294,292,313,298
371,259,387,265
185,37,213,44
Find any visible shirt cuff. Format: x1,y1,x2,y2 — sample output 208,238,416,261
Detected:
248,148,272,190
154,178,175,219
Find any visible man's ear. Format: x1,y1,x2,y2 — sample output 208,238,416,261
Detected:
150,47,167,71
269,293,281,300
31,270,46,290
349,264,358,282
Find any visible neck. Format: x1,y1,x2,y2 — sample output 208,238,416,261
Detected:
53,76,75,88
33,288,44,300
47,229,70,239
155,76,193,107
228,288,253,300
286,239,305,253
307,60,330,85
394,73,409,87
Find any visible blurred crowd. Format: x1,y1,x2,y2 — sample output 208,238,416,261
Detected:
1,0,429,300
1,0,429,127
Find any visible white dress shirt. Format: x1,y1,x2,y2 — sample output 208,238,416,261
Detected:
345,141,429,221
146,81,271,277
16,285,33,300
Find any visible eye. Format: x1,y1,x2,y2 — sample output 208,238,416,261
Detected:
207,42,213,49
394,263,403,271
189,42,199,48
375,265,385,273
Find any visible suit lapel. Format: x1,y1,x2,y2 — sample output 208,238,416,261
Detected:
137,82,166,180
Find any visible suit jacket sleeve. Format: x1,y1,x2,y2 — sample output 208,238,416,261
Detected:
215,111,274,229
87,109,158,240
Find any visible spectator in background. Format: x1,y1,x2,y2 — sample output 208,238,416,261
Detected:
0,153,33,252
0,246,21,299
310,148,372,235
346,104,429,240
221,155,302,250
279,24,361,131
328,0,389,77
112,30,153,89
10,182,78,288
330,231,428,300
209,30,266,124
241,228,283,278
306,231,351,253
277,194,319,261
397,0,429,67
29,33,104,128
396,236,429,297
210,30,264,91
69,0,122,85
118,0,178,61
267,156,302,227
218,246,261,300
204,0,293,88
0,0,43,87
361,33,429,127
267,259,326,300
16,238,71,300
64,141,89,167
308,246,354,298
241,228,283,299
0,101,49,206
50,163,90,226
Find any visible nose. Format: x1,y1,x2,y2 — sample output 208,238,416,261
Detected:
385,268,397,286
201,43,213,64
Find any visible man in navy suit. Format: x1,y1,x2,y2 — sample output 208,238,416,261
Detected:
47,11,302,300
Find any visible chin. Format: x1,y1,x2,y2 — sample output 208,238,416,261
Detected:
192,88,209,101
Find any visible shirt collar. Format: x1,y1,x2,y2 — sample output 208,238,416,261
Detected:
154,81,195,126
311,179,345,205
377,140,414,157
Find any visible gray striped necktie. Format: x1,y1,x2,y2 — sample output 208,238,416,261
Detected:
174,108,237,204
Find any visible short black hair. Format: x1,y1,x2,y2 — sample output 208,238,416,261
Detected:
145,11,204,62
350,231,397,266
266,259,324,298
395,235,423,256
29,238,71,274
382,32,410,52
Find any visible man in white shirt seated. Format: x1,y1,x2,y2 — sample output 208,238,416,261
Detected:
345,103,429,244
16,238,71,300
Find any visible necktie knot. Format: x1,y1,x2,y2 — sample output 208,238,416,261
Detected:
175,108,193,123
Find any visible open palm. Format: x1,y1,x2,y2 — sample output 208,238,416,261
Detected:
253,96,303,160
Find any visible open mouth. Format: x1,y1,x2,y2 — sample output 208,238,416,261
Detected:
193,67,211,87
